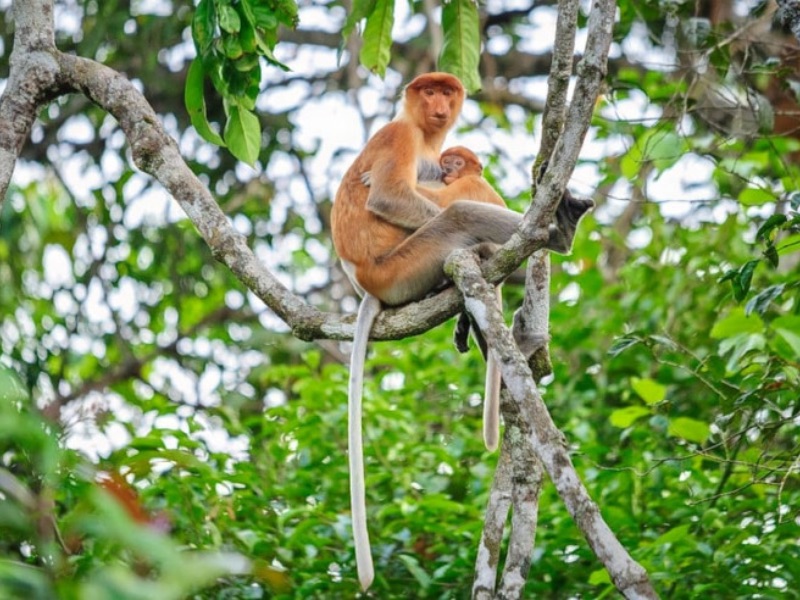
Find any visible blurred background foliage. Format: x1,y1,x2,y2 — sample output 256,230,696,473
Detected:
1,0,799,597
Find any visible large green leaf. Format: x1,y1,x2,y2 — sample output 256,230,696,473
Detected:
631,377,667,405
341,0,377,45
667,417,710,444
223,103,261,165
184,59,226,146
609,406,650,428
439,0,481,93
359,0,394,76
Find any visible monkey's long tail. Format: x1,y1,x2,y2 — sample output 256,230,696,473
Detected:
349,292,381,591
482,285,503,452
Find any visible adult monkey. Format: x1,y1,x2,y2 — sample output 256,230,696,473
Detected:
331,72,592,590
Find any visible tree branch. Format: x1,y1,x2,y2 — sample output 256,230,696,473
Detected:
446,249,658,599
0,0,469,346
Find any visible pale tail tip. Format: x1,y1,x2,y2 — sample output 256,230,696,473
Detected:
359,568,374,591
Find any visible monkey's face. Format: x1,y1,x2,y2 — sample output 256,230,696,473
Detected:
417,85,461,130
440,146,483,180
406,73,465,133
441,153,466,176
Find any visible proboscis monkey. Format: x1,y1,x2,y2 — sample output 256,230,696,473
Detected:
331,72,592,590
423,145,506,208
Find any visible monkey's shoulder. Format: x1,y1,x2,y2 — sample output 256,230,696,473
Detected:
367,120,422,150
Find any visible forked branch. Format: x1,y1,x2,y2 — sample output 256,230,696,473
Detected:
446,249,658,599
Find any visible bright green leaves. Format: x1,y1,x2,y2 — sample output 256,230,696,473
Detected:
738,186,775,206
667,417,710,444
187,0,298,165
609,405,650,428
0,364,29,404
225,103,262,166
218,3,242,34
185,59,225,147
770,315,800,361
631,376,666,405
440,0,481,93
359,0,394,76
608,374,711,444
720,259,760,303
342,0,482,92
719,205,800,304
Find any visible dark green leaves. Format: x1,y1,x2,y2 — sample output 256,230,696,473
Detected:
720,259,759,302
187,0,297,165
342,0,482,89
185,59,225,147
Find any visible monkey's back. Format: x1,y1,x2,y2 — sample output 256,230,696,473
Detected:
331,122,419,273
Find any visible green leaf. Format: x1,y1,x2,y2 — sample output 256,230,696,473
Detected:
710,307,763,339
224,103,261,165
763,243,779,268
738,187,775,206
756,214,788,242
398,555,431,589
184,59,226,146
588,568,611,585
359,0,394,76
607,336,640,356
341,0,377,44
609,406,650,428
718,333,766,373
621,129,685,179
0,365,29,403
771,315,800,357
745,283,785,316
439,0,482,93
654,523,692,545
735,260,759,301
192,0,215,55
218,4,241,34
223,34,243,59
668,417,710,444
631,377,666,405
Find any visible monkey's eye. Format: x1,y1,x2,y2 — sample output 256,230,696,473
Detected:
442,88,453,96
423,88,435,96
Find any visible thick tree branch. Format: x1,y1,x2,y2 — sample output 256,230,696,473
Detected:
446,249,658,599
0,0,469,346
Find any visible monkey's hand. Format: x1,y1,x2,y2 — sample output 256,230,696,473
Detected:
360,171,373,187
535,159,595,254
548,192,595,254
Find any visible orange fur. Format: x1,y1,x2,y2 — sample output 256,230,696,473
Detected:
331,73,466,303
429,146,506,209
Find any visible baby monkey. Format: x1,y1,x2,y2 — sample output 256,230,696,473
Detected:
431,146,506,451
422,145,506,209
437,147,595,450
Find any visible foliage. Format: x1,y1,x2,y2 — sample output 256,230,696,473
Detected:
2,0,800,598
188,0,299,164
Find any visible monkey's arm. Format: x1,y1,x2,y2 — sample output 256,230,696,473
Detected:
431,176,507,209
363,128,444,229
